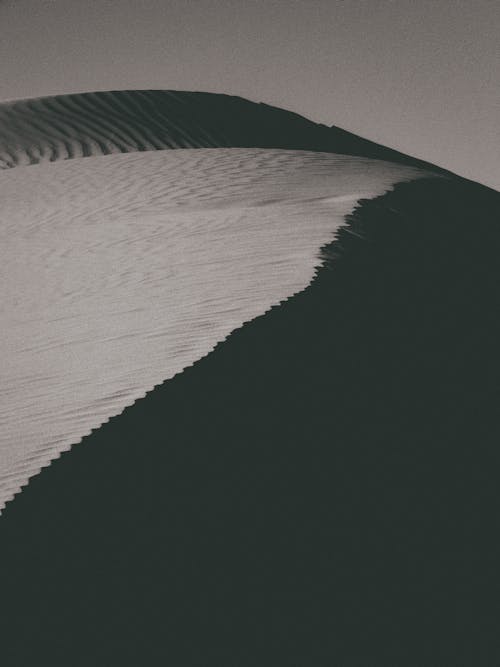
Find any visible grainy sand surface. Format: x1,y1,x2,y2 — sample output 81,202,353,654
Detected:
0,147,425,509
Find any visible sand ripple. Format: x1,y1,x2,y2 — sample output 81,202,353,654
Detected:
0,147,426,509
0,90,440,172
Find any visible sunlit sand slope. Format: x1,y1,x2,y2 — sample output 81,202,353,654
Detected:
0,147,427,509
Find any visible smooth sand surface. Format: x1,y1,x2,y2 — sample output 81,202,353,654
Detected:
0,147,426,509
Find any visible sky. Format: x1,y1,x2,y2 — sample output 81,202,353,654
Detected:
1,0,498,190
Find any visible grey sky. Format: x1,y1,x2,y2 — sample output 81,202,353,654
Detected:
1,0,498,189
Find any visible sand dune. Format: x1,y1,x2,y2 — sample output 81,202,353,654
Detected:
2,88,500,665
0,147,428,509
9,87,500,665
0,90,447,172
2,176,500,665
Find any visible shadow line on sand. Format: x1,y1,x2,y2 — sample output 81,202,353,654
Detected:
1,176,500,665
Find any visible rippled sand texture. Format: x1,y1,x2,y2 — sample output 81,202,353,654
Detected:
0,147,427,508
0,90,442,172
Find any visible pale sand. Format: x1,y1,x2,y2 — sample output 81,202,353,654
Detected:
0,148,427,509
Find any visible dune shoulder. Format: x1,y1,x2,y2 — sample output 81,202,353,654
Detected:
1,176,500,665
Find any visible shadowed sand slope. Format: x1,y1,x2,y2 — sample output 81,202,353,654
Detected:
1,177,500,665
0,148,426,510
0,89,448,173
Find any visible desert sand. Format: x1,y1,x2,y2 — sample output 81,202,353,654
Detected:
0,147,426,508
2,174,500,666
3,90,500,665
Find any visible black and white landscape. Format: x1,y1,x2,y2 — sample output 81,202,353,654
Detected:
1,89,500,666
0,90,434,509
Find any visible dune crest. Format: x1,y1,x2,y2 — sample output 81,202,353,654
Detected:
0,89,446,172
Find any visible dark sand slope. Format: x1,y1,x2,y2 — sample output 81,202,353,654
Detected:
2,177,500,665
0,89,448,173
